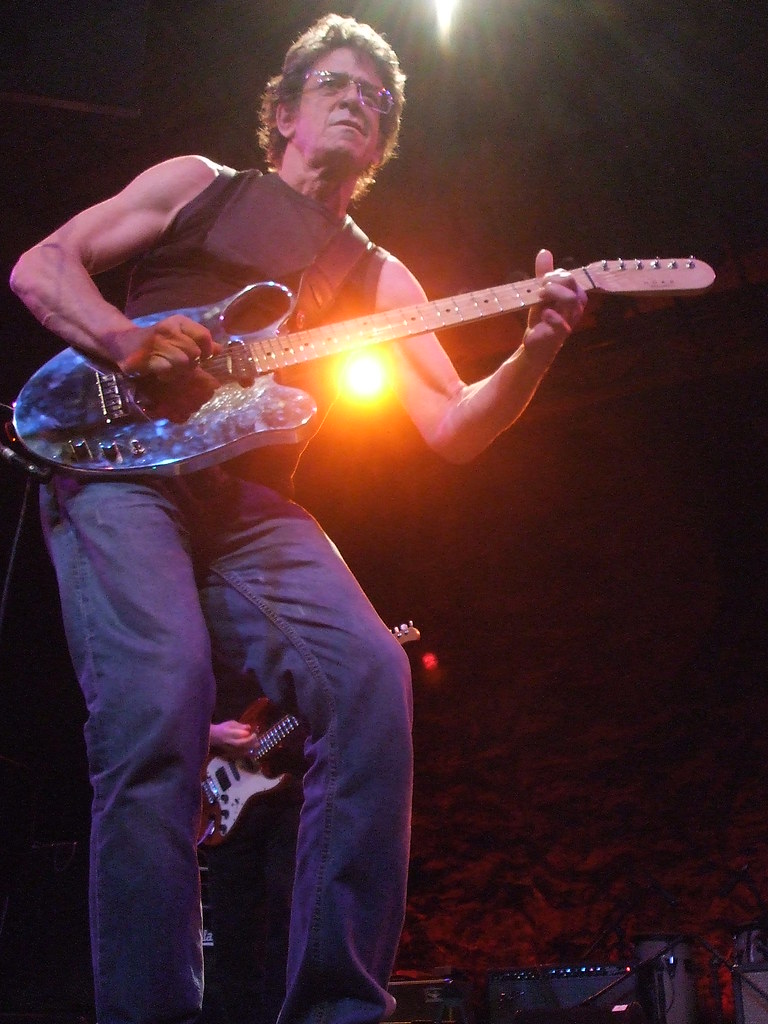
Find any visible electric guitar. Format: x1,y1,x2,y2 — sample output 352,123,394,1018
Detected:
198,621,421,846
13,258,715,478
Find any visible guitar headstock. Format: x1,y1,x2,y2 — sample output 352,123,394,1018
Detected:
582,257,715,297
391,621,421,645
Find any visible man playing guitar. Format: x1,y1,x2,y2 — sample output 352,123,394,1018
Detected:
8,12,599,1024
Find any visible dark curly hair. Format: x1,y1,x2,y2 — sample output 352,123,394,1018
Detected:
257,14,406,201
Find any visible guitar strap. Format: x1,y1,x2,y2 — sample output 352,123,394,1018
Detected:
293,215,379,327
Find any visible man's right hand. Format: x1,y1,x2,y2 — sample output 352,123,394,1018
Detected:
210,720,258,759
112,315,224,421
114,314,221,381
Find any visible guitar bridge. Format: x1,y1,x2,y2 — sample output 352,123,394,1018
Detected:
96,370,132,423
201,777,220,806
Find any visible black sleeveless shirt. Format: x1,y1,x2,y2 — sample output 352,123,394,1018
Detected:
124,167,387,492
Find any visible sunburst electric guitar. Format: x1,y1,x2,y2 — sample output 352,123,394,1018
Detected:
198,621,421,846
13,258,715,478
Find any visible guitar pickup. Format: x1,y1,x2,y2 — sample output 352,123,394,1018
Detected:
224,342,257,386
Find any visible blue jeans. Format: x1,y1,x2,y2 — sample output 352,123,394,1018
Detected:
40,468,413,1024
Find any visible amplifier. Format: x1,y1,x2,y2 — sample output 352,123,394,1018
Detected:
488,964,639,1024
388,975,474,1024
508,1006,646,1024
734,967,768,1024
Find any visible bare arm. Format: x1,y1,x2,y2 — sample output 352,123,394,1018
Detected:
382,249,587,463
9,155,223,378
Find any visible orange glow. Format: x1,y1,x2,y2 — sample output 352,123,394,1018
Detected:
339,350,390,403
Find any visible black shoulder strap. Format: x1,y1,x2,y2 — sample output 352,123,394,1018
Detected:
295,215,376,326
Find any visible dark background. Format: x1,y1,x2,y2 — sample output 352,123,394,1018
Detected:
1,2,768,1020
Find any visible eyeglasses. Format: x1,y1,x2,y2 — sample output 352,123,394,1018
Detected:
303,70,394,115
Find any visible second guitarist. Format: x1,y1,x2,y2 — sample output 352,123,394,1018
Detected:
201,621,419,1024
202,713,303,1024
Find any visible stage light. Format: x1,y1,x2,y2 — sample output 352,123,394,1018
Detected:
419,650,446,687
435,0,458,40
339,350,390,403
421,651,439,672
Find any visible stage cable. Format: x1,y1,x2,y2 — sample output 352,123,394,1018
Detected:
0,401,50,652
0,471,34,651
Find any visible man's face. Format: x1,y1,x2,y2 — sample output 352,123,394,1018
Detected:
278,47,386,177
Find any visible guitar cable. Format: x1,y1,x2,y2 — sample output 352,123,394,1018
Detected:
0,402,49,650
0,444,52,480
1,406,51,481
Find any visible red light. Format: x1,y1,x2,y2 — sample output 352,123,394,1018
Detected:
421,651,439,672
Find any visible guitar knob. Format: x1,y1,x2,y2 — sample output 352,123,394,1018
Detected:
66,439,94,462
99,442,123,463
220,794,229,804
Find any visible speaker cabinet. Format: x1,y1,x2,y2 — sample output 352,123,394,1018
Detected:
510,1007,646,1024
734,967,768,1024
488,965,639,1024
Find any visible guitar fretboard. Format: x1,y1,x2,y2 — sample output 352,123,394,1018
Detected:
243,278,543,374
254,715,300,759
234,256,711,376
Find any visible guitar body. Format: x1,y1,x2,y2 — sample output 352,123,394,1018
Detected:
199,696,306,847
13,283,318,477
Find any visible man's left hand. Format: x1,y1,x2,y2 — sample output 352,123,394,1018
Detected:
523,248,588,362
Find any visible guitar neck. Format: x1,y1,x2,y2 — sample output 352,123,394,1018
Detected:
244,257,713,375
247,275,552,373
253,715,300,759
